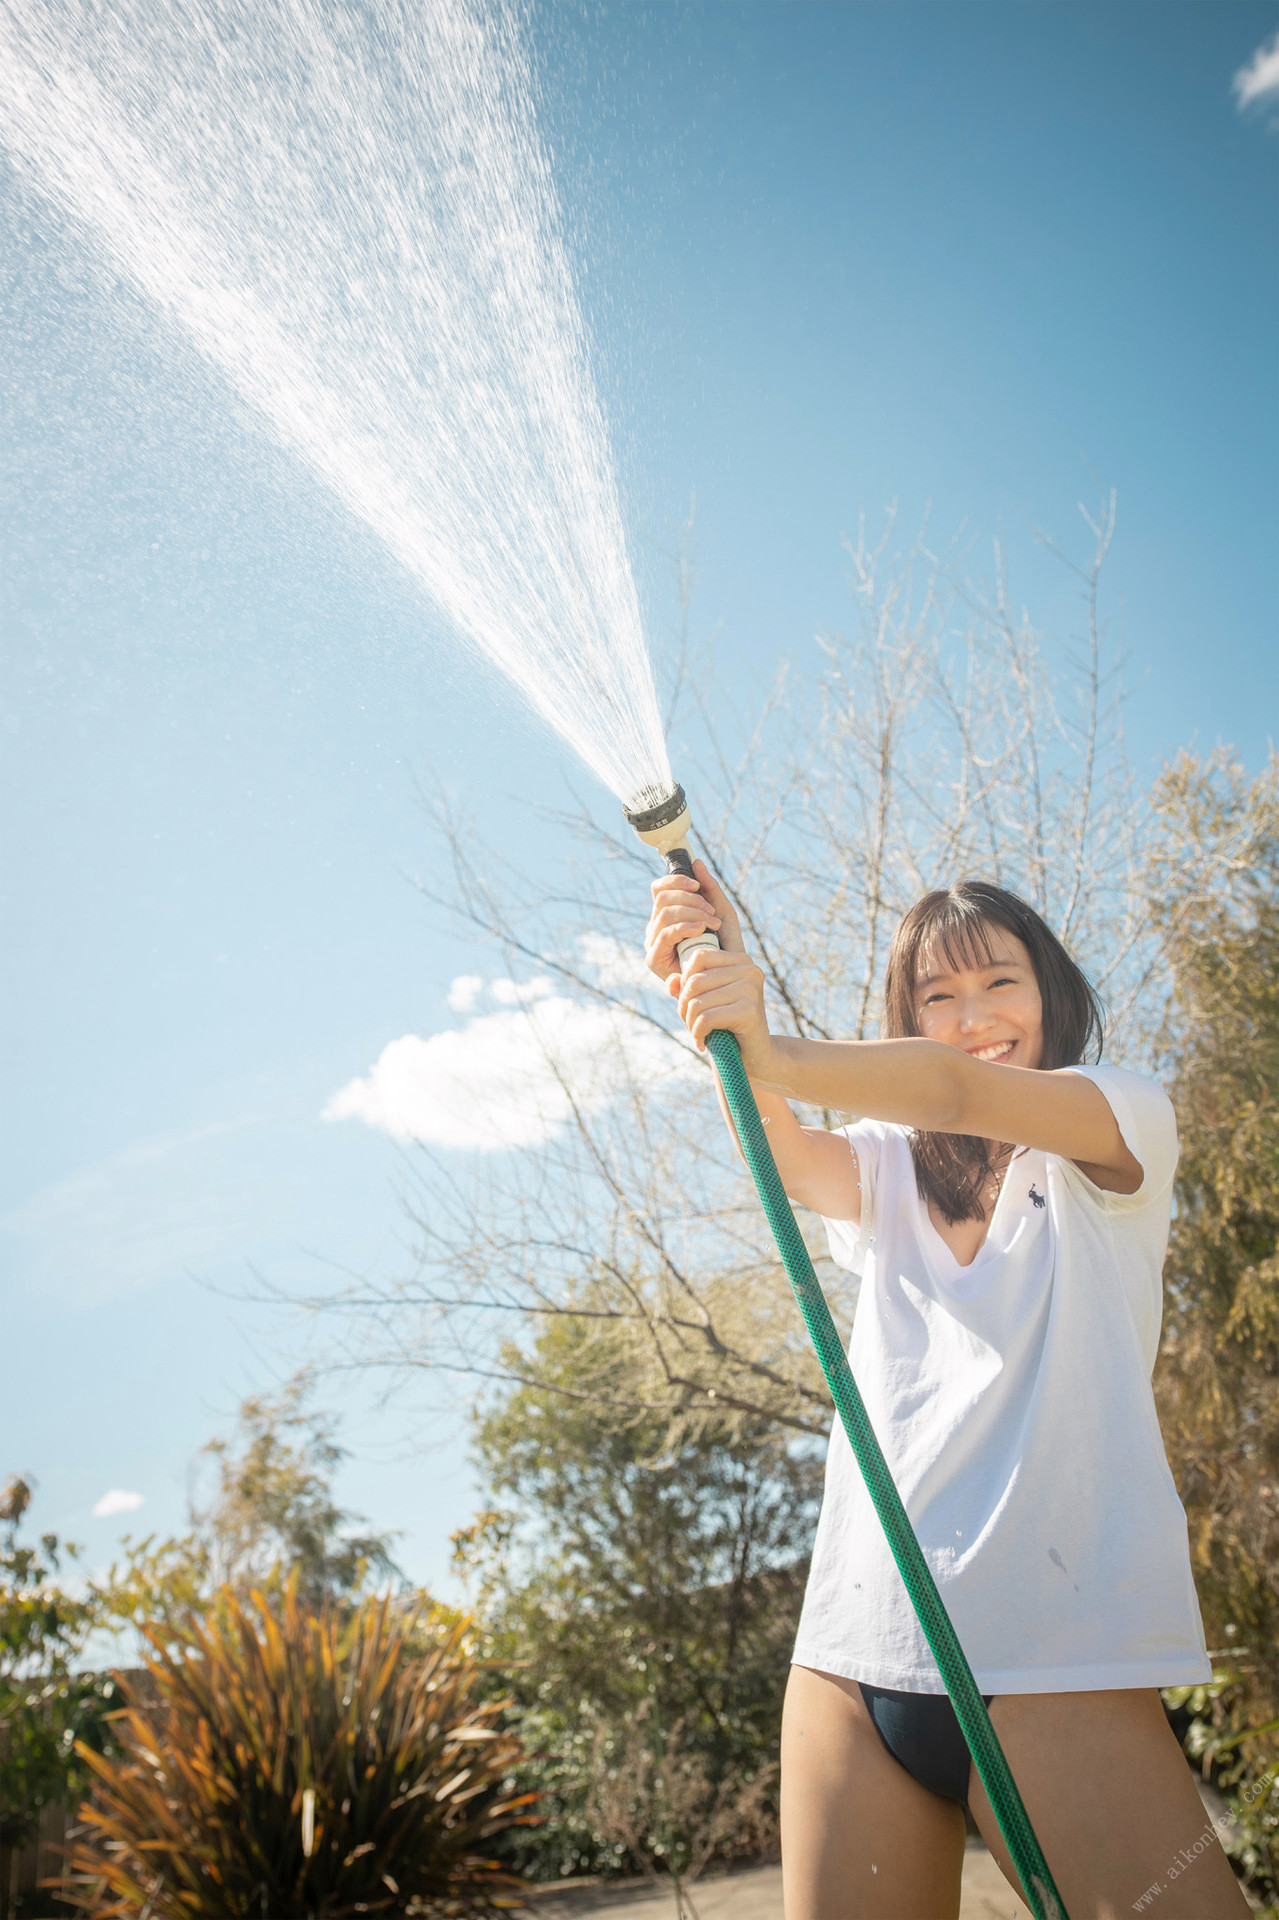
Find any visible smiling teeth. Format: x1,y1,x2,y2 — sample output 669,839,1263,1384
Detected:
973,1043,1013,1061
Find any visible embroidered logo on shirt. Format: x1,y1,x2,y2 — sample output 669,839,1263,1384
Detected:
1029,1184,1045,1208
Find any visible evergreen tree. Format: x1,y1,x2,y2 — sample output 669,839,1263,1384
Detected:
1150,750,1279,1886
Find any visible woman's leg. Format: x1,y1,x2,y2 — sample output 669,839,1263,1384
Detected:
781,1664,967,1920
967,1688,1250,1918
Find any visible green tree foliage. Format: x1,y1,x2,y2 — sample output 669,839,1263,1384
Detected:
61,1580,533,1918
0,1475,119,1858
457,1314,822,1880
192,1376,402,1606
98,1374,402,1639
1150,750,1279,1892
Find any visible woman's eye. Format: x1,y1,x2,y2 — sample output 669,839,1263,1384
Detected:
990,976,1015,988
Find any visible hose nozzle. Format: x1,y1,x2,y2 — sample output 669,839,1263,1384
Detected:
624,780,720,968
623,781,694,858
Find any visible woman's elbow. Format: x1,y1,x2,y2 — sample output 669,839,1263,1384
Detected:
914,1043,972,1132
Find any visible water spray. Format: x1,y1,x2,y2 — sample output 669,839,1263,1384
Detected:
626,781,1068,1920
0,0,1064,1896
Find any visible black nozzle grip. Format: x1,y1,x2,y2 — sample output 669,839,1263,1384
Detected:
664,847,695,879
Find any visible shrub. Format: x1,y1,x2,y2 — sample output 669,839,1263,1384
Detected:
0,1475,110,1857
61,1581,534,1917
455,1316,817,1881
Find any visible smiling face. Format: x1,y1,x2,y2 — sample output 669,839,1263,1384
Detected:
913,923,1045,1070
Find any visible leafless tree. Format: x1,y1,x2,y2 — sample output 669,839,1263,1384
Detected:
301,497,1159,1443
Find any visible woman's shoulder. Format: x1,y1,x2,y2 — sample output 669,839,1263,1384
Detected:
1054,1062,1179,1207
1061,1059,1171,1101
830,1114,911,1163
1057,1061,1177,1133
828,1115,914,1198
831,1114,910,1143
819,1119,912,1272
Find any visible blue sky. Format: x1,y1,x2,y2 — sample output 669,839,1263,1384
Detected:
2,1,1276,1600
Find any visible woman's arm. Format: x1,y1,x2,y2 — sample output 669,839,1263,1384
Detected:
645,865,862,1219
711,1075,863,1219
755,1033,1138,1191
660,864,1139,1191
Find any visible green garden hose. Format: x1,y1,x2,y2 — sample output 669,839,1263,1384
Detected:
705,1021,1067,1920
623,783,1066,1913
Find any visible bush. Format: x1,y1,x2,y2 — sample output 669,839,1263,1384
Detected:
0,1475,111,1860
455,1315,819,1882
61,1581,534,1917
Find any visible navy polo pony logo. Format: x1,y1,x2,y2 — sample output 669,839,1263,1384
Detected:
1029,1184,1045,1209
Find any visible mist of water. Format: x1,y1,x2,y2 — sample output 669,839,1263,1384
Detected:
0,0,673,810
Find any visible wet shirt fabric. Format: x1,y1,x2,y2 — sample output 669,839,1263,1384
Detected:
792,1063,1212,1695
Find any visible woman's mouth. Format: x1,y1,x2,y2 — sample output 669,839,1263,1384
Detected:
969,1040,1016,1063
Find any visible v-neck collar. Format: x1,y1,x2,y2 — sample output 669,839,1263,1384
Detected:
915,1154,1022,1274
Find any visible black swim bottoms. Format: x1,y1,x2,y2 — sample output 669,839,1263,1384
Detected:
858,1681,995,1808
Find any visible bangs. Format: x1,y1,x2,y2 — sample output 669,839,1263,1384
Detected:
883,880,1103,1066
912,901,1001,984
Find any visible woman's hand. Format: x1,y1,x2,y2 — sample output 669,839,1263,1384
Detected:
645,859,729,983
646,863,858,1214
644,861,776,1081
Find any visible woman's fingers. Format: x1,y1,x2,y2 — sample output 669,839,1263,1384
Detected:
676,953,765,1049
687,995,759,1050
650,872,704,901
680,956,749,985
650,876,719,922
644,872,723,980
650,898,720,936
690,860,745,953
644,862,746,988
644,909,720,968
682,978,751,1022
649,874,720,918
680,946,750,983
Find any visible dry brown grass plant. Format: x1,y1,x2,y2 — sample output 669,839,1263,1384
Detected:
59,1580,534,1917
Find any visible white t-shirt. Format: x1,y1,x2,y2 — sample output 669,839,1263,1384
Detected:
792,1063,1211,1695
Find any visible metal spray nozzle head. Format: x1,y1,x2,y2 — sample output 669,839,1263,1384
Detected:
623,781,693,857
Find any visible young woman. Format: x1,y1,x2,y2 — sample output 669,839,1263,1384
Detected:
644,867,1248,1920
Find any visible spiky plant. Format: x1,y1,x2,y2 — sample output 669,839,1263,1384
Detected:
60,1581,534,1916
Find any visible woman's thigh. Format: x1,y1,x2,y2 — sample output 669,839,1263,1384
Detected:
781,1664,967,1920
968,1688,1250,1918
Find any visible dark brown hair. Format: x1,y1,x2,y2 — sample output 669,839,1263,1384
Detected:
881,882,1104,1224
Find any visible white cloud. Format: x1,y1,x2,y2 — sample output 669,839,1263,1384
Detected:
490,976,555,1006
1234,32,1279,110
578,932,667,997
93,1488,145,1518
446,974,484,1012
323,991,696,1151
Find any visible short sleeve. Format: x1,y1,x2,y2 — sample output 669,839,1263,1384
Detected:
820,1120,885,1274
1063,1063,1179,1209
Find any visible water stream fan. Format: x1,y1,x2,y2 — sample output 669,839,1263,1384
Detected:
625,781,1068,1920
0,0,1067,1896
